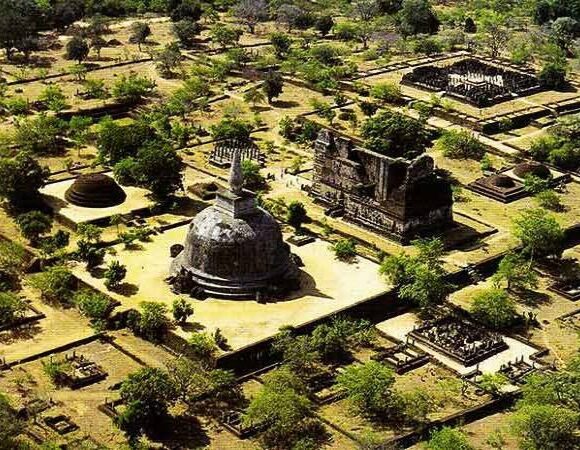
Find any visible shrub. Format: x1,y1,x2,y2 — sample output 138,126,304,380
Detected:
74,289,112,329
535,189,563,211
104,260,126,290
16,211,52,246
132,301,168,342
471,288,517,329
435,130,485,160
332,238,356,261
0,292,27,327
29,265,76,304
172,297,193,324
370,82,402,104
188,332,218,364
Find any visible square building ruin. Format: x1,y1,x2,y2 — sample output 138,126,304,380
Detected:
310,130,453,243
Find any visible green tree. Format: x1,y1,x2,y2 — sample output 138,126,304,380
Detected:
380,238,449,308
0,240,28,291
39,85,67,112
112,73,157,103
117,367,177,438
172,297,193,324
241,159,265,191
155,42,182,77
426,427,474,450
119,143,183,200
66,35,89,64
493,253,538,292
130,21,151,51
262,70,284,104
370,82,402,104
361,110,430,158
243,367,316,449
16,211,52,246
104,260,126,290
244,87,266,109
397,0,439,36
172,19,201,48
513,208,564,259
336,361,396,417
535,189,563,212
316,15,334,36
471,288,517,330
270,32,292,58
512,404,578,450
210,23,242,49
188,331,218,365
14,113,66,155
97,117,153,164
0,0,40,60
68,115,93,156
77,223,102,244
479,373,508,396
286,201,307,233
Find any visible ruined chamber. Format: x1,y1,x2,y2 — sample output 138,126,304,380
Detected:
311,130,453,243
169,152,299,300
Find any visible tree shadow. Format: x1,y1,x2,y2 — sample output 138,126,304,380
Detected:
148,413,210,449
179,321,206,333
272,99,299,108
0,323,43,345
111,282,139,297
515,289,552,307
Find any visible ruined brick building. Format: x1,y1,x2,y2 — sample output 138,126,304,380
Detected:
311,130,453,243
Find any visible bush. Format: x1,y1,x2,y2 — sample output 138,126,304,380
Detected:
29,265,76,304
16,211,52,246
131,301,168,342
471,288,517,329
104,260,126,290
0,291,26,327
112,73,156,103
370,82,402,104
74,289,112,329
172,297,193,324
435,130,485,160
535,189,563,211
427,427,474,450
188,332,218,364
332,238,356,261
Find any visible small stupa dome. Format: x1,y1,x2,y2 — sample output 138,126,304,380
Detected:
65,173,126,208
513,162,551,180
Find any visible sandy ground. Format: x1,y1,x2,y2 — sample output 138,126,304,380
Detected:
376,312,538,376
0,287,95,364
74,227,388,350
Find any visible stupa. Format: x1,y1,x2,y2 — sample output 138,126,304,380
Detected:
65,173,126,208
169,151,299,299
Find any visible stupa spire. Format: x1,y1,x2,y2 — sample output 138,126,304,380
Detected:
229,149,243,195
